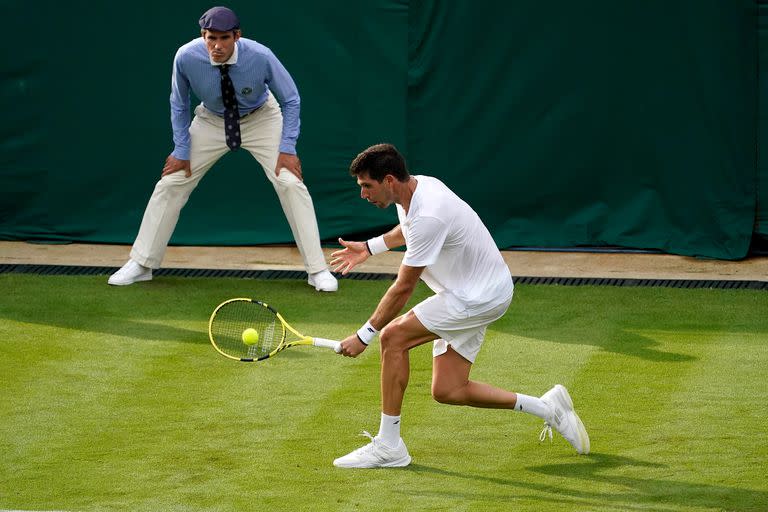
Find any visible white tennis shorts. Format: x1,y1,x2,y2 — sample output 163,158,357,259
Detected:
413,291,513,363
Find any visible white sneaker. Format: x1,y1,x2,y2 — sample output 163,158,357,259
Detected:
333,431,411,468
108,259,153,286
539,384,590,454
308,269,338,292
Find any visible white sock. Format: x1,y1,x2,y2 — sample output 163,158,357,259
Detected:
514,394,551,421
377,413,401,448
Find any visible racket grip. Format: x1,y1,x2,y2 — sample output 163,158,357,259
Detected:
313,337,342,353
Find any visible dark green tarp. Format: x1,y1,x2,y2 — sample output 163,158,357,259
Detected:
0,1,759,260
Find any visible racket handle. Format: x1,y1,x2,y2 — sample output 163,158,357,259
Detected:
313,337,342,353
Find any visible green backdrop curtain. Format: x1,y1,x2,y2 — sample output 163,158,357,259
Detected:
0,1,759,260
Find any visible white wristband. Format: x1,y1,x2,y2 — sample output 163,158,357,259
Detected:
356,321,378,346
366,235,388,255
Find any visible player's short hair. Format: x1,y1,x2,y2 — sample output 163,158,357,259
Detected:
349,143,409,182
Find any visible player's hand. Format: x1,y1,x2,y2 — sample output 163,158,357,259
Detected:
339,334,368,358
276,152,302,181
162,155,191,177
330,238,370,275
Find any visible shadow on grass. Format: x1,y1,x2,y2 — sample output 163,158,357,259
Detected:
8,315,207,344
585,330,696,362
0,276,350,346
1,315,338,353
0,278,210,344
0,318,343,353
496,285,768,362
403,453,766,511
494,321,697,363
495,312,698,363
528,453,767,511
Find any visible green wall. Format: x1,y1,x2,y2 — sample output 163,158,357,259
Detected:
758,0,768,248
0,1,760,260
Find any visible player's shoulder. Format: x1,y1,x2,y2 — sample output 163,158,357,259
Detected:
414,175,454,203
415,174,448,189
416,175,470,219
408,176,447,220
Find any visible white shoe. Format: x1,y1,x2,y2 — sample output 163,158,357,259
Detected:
308,270,338,292
108,259,153,286
539,384,590,454
333,431,411,468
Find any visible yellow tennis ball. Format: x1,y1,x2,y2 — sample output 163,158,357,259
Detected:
242,328,260,345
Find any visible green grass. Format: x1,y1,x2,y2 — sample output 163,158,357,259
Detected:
1,273,767,511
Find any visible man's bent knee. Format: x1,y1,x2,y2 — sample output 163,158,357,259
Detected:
431,382,463,405
379,321,412,353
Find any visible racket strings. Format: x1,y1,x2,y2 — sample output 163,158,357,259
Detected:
210,300,284,359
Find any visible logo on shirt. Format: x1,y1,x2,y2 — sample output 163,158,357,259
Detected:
241,87,253,95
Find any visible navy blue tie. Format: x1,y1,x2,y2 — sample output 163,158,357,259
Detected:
219,64,241,151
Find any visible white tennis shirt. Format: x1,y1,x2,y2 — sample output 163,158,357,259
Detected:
396,175,514,310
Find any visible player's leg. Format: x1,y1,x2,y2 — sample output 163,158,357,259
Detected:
379,310,439,415
333,310,436,468
416,291,525,408
431,347,589,454
241,94,336,291
110,107,226,285
430,340,548,414
431,344,518,408
422,292,589,454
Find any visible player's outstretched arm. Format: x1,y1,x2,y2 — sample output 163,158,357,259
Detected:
331,226,405,274
338,264,423,358
330,238,369,274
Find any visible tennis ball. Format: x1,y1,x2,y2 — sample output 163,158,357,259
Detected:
242,328,260,345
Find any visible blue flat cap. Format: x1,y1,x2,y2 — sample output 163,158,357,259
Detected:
199,6,240,31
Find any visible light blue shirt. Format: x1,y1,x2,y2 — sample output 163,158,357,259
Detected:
170,37,301,160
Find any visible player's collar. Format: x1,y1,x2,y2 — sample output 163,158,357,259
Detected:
399,177,419,216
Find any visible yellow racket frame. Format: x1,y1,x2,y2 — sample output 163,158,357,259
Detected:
208,298,340,362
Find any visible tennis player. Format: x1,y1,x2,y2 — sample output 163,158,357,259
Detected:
330,143,589,468
108,6,337,292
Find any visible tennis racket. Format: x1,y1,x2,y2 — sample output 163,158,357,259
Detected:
208,298,342,362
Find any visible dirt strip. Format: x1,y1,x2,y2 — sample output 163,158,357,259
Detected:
2,241,766,281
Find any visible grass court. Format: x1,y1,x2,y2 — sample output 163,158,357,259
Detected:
1,273,766,511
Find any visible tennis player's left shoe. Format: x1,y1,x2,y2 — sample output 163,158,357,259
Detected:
539,384,590,455
333,431,411,468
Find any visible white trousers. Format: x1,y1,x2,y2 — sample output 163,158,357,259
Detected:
130,94,327,273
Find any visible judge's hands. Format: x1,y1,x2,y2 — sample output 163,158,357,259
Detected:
276,153,302,181
162,155,191,177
